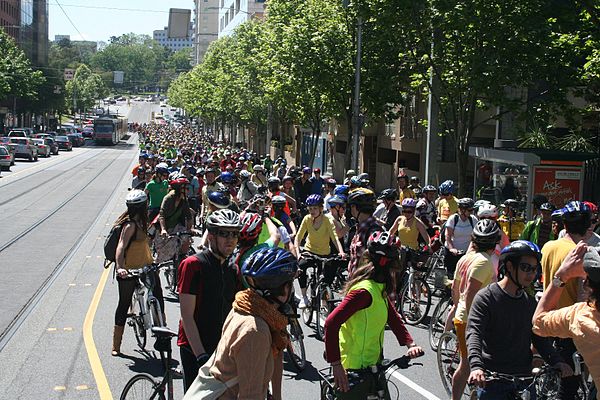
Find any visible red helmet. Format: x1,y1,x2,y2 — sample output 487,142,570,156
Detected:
169,177,190,187
240,213,263,242
584,201,598,214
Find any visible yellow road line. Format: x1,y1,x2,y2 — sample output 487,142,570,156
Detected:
83,266,113,400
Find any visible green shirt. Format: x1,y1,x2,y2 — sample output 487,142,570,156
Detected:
146,180,169,209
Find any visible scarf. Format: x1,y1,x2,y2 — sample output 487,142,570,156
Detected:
233,289,289,356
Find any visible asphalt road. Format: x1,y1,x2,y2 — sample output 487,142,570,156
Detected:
0,101,449,400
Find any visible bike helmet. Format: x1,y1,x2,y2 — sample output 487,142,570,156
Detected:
474,199,491,211
271,195,287,206
169,176,190,188
422,185,437,193
583,201,598,214
240,212,263,242
305,194,324,206
367,231,401,267
471,219,501,246
240,170,251,180
457,198,475,209
137,167,146,175
327,195,347,207
325,178,337,187
282,175,294,183
357,172,370,183
334,185,350,196
242,247,299,291
253,165,264,172
126,189,147,205
410,176,420,184
347,188,376,211
551,208,564,221
562,201,590,222
402,198,417,208
477,204,498,219
268,176,281,187
220,171,235,184
206,209,241,231
207,190,232,209
350,175,362,187
584,247,600,283
302,166,311,174
500,240,541,264
438,180,455,195
539,202,555,212
139,153,148,159
378,188,398,201
155,163,169,175
346,169,356,178
413,188,422,197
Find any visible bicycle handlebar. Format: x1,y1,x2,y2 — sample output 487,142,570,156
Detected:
300,252,343,263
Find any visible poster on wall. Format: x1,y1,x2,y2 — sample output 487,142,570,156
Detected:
532,165,583,208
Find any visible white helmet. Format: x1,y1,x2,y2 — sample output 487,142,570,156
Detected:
126,189,147,205
206,209,242,231
478,204,498,219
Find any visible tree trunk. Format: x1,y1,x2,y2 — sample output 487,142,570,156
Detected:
344,111,353,171
309,127,320,168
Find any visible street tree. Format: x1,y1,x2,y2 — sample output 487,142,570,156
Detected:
0,29,44,102
65,64,108,114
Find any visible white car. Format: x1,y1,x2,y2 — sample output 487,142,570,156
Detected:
32,138,51,157
9,137,38,161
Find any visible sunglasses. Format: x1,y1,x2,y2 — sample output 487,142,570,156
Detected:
517,262,538,274
402,209,414,214
215,230,240,239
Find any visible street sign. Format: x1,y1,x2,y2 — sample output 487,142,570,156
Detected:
113,71,124,84
64,68,75,81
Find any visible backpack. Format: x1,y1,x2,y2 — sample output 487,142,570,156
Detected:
103,222,135,268
439,214,475,246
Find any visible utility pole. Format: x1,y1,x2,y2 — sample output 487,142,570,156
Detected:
424,29,440,186
350,15,363,172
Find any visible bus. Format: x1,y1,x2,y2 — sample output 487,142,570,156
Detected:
93,116,128,145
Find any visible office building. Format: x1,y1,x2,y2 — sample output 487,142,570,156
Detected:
218,0,265,38
192,0,219,65
153,22,194,52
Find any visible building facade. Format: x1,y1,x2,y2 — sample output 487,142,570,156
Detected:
218,0,265,38
192,0,219,65
0,0,20,41
153,22,194,53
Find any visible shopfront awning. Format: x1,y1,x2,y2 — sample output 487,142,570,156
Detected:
469,146,599,165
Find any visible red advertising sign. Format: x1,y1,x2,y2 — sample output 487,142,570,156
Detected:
532,166,583,207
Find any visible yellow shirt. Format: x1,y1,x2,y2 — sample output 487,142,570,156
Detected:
125,227,153,269
541,238,579,309
397,216,419,250
399,188,415,203
497,217,525,241
454,252,494,323
438,196,458,222
533,302,600,400
296,214,339,256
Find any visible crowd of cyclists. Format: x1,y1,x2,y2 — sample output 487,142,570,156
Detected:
110,121,600,399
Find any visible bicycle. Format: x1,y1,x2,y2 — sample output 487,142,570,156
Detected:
161,231,196,298
572,351,594,400
397,247,432,325
428,288,453,351
120,326,178,400
300,252,344,340
318,354,423,399
436,330,472,399
126,264,167,351
474,365,561,400
285,296,307,372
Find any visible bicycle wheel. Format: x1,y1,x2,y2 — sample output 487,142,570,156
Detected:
131,315,146,350
287,318,306,371
400,278,432,325
162,262,175,293
120,373,164,400
149,298,164,328
320,381,336,400
429,296,452,351
316,286,334,341
437,331,460,397
302,278,315,326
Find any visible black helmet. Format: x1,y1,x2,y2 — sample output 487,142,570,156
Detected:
471,219,500,246
457,198,475,209
584,247,600,283
348,188,376,211
539,202,555,212
268,176,281,187
422,185,437,193
500,240,541,265
378,188,397,201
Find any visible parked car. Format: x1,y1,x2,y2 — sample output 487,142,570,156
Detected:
67,133,85,147
56,127,77,136
82,127,95,138
9,137,38,161
32,138,51,157
7,128,34,138
54,135,73,151
33,133,53,139
0,145,14,170
44,137,59,155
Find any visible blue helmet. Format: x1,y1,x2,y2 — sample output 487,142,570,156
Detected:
305,194,324,206
439,180,455,195
500,240,541,263
207,190,231,209
327,195,347,207
242,247,298,291
334,185,350,196
220,171,235,184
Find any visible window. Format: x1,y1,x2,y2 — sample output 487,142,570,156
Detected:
235,0,240,12
385,119,396,139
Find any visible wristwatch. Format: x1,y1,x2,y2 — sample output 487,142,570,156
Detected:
552,275,566,288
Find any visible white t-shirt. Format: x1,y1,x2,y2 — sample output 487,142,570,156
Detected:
445,214,478,252
278,226,291,244
373,203,387,220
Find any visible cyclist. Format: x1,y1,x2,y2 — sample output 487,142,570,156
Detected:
200,167,224,221
236,210,281,268
374,188,401,230
112,190,162,356
324,232,423,398
541,201,598,400
444,198,478,278
497,199,525,241
389,198,431,251
251,164,268,187
327,195,350,241
219,171,238,204
323,178,338,211
177,209,241,392
295,194,346,308
281,175,297,213
145,163,169,222
476,203,510,275
237,170,258,205
131,167,147,190
409,176,422,191
450,219,500,400
416,185,438,233
437,180,458,224
397,174,415,202
519,202,556,248
467,240,568,398
534,243,600,400
311,168,325,194
271,195,297,238
294,167,314,209
347,188,383,273
268,176,296,217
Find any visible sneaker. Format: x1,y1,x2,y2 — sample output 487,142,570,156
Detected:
298,297,309,309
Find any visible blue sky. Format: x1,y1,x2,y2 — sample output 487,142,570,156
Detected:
49,0,195,42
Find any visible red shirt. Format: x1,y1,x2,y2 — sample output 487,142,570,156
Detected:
220,158,236,171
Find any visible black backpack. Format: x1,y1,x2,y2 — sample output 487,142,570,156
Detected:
439,214,475,245
103,222,135,268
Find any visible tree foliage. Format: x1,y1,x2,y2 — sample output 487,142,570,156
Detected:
0,29,44,101
65,64,108,111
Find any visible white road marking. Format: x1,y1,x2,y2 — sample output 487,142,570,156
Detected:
390,371,442,400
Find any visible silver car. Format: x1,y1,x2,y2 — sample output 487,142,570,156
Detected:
0,145,14,170
32,138,51,157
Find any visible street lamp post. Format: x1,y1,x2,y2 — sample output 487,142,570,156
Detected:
350,15,363,172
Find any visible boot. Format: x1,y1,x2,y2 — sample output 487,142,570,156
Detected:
111,325,125,356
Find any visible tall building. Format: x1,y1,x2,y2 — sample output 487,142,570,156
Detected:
153,22,194,53
0,0,48,65
218,0,265,38
192,0,219,65
0,0,20,41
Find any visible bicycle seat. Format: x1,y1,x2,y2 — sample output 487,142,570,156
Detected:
151,326,178,338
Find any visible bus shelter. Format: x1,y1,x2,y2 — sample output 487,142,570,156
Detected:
469,146,598,219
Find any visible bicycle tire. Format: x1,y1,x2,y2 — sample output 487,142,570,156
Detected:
400,278,432,325
120,373,165,400
132,315,147,350
316,286,334,341
149,298,164,328
429,296,452,351
437,331,459,397
320,382,336,400
287,318,306,371
302,277,316,326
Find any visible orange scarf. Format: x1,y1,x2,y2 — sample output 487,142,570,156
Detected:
233,289,289,355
